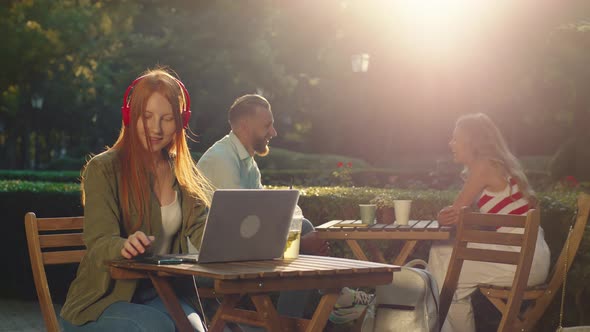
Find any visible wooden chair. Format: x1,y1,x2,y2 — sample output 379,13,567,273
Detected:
478,192,590,331
24,212,86,332
25,212,225,331
438,208,541,332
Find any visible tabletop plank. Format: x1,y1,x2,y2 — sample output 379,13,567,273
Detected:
317,220,447,231
110,255,398,281
315,219,452,241
411,220,434,229
369,223,387,231
336,220,369,231
315,220,345,229
383,223,402,231
426,220,442,230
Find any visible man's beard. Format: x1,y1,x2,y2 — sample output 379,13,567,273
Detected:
253,138,270,157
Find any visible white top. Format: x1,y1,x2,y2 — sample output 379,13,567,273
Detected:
156,191,182,254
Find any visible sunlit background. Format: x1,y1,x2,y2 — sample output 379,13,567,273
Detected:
3,3,590,330
1,0,590,179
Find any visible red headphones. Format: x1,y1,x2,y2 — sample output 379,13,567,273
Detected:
121,74,192,129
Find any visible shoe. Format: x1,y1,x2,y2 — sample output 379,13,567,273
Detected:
329,304,368,324
335,287,375,308
328,288,375,324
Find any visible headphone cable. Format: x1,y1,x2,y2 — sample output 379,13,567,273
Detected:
192,275,209,332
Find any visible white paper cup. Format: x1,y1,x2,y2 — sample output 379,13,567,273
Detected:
359,204,377,225
394,200,412,225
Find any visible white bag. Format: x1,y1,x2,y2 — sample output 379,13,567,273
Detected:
362,260,439,332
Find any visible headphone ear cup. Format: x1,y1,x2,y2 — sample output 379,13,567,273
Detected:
182,109,191,129
122,105,130,126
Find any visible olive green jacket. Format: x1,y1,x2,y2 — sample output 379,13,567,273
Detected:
60,150,207,325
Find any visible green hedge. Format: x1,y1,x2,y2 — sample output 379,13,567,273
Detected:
1,168,555,192
1,181,588,330
254,147,372,170
0,170,81,183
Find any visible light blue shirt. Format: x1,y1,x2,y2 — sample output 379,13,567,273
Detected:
197,131,263,189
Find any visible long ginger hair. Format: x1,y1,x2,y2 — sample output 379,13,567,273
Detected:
83,68,212,233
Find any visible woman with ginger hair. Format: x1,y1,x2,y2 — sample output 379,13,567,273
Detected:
60,68,212,331
429,113,550,332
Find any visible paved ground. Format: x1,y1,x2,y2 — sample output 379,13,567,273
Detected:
0,298,351,332
0,299,57,332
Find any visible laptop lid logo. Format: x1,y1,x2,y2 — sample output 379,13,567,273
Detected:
240,215,261,239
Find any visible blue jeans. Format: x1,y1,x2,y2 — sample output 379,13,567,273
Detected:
61,296,203,332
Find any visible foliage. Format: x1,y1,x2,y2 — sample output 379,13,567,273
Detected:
0,166,554,192
0,170,80,182
0,0,139,168
370,190,455,211
255,147,371,170
0,180,80,192
44,156,87,171
331,161,354,186
550,137,590,181
2,1,590,174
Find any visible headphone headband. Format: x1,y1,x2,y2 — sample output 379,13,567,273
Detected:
121,74,191,129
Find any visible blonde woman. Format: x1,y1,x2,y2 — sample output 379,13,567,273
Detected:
429,113,550,332
60,68,212,331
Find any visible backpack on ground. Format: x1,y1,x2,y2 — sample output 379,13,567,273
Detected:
361,259,439,332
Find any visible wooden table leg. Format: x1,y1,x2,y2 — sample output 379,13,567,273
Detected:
148,273,194,332
365,242,386,263
306,289,339,332
251,294,281,331
394,240,417,266
209,294,242,332
346,240,369,261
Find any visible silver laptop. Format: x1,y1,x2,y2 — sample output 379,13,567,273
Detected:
142,189,299,264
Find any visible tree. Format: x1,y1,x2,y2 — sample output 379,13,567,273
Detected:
545,21,590,181
0,0,137,168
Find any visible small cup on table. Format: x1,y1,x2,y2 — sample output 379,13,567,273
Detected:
393,200,412,225
359,204,377,225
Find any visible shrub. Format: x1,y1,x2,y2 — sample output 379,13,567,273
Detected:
549,137,590,182
0,170,81,183
45,156,87,171
1,181,587,330
261,168,464,188
255,147,372,170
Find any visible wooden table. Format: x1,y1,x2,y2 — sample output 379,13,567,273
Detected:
110,255,399,332
316,220,453,265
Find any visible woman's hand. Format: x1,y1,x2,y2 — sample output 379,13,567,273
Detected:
121,231,155,259
300,231,330,256
437,206,459,226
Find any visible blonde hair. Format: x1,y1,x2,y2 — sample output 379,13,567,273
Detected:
83,68,213,233
455,113,536,206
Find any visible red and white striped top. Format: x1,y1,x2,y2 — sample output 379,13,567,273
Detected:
477,178,530,216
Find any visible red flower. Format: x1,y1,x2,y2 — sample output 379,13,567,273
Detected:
346,162,352,168
564,176,579,187
337,162,344,168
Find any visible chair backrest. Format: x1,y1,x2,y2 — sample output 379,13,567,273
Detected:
24,212,85,332
547,192,590,290
524,192,590,328
438,208,540,332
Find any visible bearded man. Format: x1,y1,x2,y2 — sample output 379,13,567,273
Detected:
197,94,373,323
